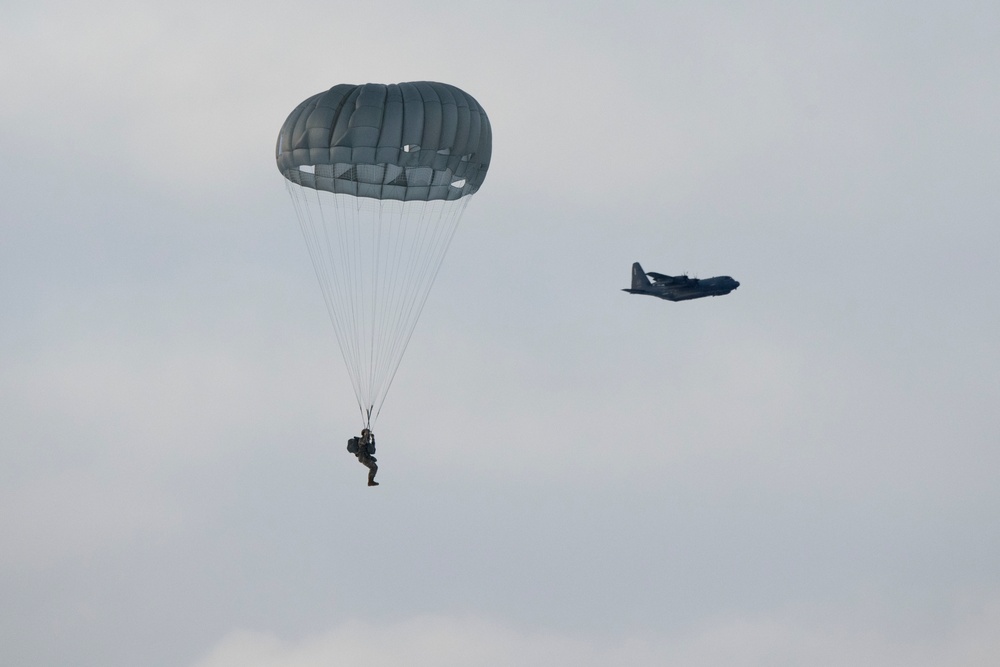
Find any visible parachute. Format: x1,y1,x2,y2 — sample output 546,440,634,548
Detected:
276,82,492,428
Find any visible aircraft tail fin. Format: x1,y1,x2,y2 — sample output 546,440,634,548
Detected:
630,262,652,290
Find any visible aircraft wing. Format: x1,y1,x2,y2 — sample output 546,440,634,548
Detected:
646,271,692,285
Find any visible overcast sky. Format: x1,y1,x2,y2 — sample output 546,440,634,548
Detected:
3,1,1000,665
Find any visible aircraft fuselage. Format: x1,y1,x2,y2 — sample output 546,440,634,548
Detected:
622,262,739,302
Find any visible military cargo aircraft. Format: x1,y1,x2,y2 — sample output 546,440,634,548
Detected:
622,262,739,301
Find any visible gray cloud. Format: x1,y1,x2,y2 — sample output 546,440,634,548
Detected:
189,605,1000,667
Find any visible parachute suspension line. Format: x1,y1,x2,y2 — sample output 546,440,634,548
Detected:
368,196,387,417
317,189,360,404
363,195,393,420
377,198,421,422
367,198,408,424
326,188,369,416
371,198,402,419
286,181,364,418
369,200,384,416
372,200,415,410
287,183,472,429
371,197,469,424
343,194,374,416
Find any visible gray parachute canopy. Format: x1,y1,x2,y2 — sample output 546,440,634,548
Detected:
276,81,492,202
